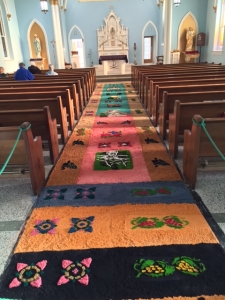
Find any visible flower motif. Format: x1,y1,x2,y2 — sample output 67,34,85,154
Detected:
44,189,67,200
68,216,94,233
31,219,59,236
76,128,85,136
57,258,92,286
75,187,96,199
9,260,47,288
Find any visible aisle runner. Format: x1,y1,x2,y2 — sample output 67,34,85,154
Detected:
0,83,225,300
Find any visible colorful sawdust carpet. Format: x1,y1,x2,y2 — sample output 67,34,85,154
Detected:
0,83,225,300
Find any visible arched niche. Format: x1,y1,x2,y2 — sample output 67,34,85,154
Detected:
68,25,86,68
27,20,49,69
178,12,198,63
142,21,158,64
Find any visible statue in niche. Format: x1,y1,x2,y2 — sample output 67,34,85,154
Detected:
33,34,42,58
110,27,115,40
185,27,195,51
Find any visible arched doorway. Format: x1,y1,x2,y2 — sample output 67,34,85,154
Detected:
27,19,50,69
68,25,86,68
178,12,198,63
142,21,158,64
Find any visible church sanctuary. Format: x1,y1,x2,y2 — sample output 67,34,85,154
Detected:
1,0,225,299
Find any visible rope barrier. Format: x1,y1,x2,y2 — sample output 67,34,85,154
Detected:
0,124,31,175
192,118,225,161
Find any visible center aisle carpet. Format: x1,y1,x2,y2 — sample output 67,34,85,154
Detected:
0,83,225,300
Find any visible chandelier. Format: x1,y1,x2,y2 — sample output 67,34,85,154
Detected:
40,0,48,13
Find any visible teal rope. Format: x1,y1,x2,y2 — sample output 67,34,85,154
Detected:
192,118,225,161
0,124,31,175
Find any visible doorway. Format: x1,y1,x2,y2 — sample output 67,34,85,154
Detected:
144,36,153,63
71,39,84,68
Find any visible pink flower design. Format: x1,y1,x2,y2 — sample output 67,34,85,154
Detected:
9,260,47,288
57,258,92,286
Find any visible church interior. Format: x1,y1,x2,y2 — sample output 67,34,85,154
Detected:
0,0,225,299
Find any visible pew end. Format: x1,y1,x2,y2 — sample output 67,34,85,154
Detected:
183,114,225,189
0,122,45,195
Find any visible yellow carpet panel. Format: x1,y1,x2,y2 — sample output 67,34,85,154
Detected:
14,204,218,254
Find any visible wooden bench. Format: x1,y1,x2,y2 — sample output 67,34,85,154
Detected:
168,100,225,158
147,77,225,113
133,65,225,96
0,97,68,144
0,80,83,117
0,89,75,131
137,66,225,99
152,83,225,124
35,74,90,103
158,90,225,140
141,69,225,102
0,122,45,195
0,75,87,111
0,107,59,164
183,114,225,188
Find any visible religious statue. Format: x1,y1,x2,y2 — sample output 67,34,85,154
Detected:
185,27,195,51
33,34,41,58
110,27,115,39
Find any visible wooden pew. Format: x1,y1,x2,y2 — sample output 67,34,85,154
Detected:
55,67,96,93
0,97,68,144
0,122,45,195
0,81,82,117
35,74,89,103
142,69,225,103
152,83,225,123
168,100,225,158
147,77,225,113
0,107,59,164
0,76,87,111
183,115,225,189
0,90,75,130
158,90,225,140
135,65,225,97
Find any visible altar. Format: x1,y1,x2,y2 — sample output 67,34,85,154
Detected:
99,55,128,75
96,7,129,75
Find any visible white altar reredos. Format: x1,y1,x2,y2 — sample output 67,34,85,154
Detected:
95,8,131,75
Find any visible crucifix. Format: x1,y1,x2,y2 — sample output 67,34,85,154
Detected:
110,5,113,11
51,39,56,66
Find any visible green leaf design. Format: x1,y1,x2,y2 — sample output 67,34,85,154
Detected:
147,189,157,195
141,260,155,269
60,188,67,193
131,217,148,226
164,264,176,276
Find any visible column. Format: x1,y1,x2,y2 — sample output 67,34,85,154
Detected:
163,0,172,64
50,0,65,69
59,7,69,63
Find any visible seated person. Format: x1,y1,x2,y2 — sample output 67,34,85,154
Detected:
14,62,34,81
0,66,9,77
28,61,41,74
46,64,58,76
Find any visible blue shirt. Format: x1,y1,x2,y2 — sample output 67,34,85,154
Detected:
45,70,58,76
14,67,35,81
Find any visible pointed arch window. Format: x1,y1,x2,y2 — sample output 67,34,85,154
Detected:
0,7,8,57
213,0,225,51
